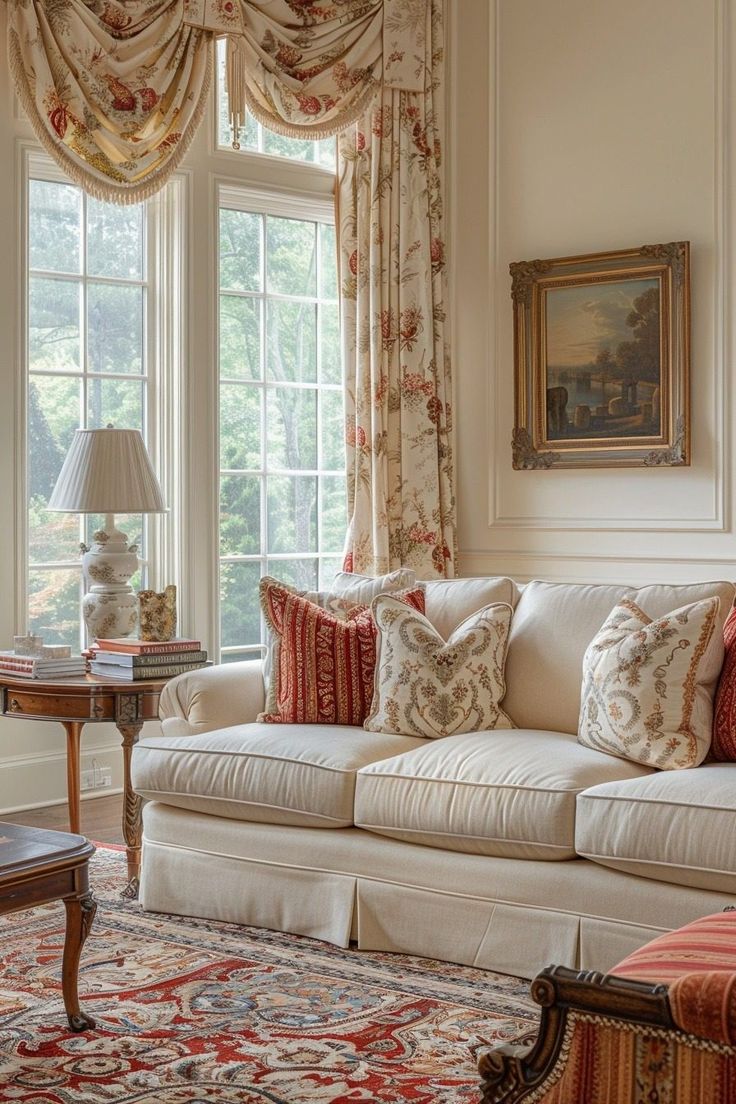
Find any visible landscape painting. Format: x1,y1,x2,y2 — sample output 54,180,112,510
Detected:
510,242,690,469
544,277,662,442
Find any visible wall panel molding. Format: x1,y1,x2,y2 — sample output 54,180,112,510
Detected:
485,0,729,536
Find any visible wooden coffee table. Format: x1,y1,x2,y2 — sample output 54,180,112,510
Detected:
0,672,168,897
0,823,96,1031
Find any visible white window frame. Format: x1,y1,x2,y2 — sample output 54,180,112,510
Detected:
17,144,185,646
215,181,344,662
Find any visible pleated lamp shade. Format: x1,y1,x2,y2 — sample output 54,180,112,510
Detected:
49,428,166,514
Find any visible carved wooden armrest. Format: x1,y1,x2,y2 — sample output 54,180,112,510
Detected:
478,965,673,1104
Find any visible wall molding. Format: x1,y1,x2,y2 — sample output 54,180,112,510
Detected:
460,548,736,585
486,0,729,534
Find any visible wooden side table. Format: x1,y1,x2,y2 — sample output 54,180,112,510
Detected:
0,822,96,1031
0,673,167,897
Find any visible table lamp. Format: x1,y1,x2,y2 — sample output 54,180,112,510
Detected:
48,426,166,641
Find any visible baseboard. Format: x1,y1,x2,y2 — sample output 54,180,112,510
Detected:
0,742,125,814
2,787,124,816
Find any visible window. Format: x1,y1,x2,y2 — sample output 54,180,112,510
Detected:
215,40,336,170
218,190,346,662
25,163,152,647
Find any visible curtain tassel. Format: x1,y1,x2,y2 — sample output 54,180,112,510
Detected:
226,35,247,150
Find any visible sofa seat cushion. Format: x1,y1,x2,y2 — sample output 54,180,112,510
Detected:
354,730,654,860
132,725,425,828
576,766,736,893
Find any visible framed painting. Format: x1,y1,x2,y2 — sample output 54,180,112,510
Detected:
510,242,690,469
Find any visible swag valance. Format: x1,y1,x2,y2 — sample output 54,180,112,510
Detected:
6,0,428,203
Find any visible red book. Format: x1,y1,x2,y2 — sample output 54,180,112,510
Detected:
94,637,201,655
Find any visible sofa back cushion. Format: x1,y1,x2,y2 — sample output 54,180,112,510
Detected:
423,577,518,639
502,579,736,735
503,581,631,734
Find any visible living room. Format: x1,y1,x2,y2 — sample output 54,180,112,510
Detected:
0,0,735,1101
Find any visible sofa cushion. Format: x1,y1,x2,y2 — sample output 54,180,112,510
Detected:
576,765,736,893
259,578,425,726
502,580,736,735
364,598,514,739
713,604,736,760
132,725,425,828
423,576,518,640
578,596,723,770
354,730,654,860
262,569,418,716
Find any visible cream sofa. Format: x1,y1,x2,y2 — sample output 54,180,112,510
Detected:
131,577,736,980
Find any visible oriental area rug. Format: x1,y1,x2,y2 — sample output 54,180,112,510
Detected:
0,848,537,1103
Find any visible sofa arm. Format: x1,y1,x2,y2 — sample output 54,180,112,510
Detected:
158,660,265,736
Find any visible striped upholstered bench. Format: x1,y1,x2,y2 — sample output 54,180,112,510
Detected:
478,911,736,1103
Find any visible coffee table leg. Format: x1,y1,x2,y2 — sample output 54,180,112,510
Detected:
118,721,144,899
62,721,83,835
62,892,96,1031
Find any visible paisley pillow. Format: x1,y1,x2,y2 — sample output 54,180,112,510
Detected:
578,597,723,770
364,597,515,739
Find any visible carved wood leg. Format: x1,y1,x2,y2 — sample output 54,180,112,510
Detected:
117,720,144,899
62,891,96,1031
62,721,83,835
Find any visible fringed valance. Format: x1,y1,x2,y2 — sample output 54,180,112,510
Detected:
6,0,429,203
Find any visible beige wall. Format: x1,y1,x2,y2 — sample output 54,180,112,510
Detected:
452,0,736,585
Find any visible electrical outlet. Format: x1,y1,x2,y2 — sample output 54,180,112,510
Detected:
80,760,113,791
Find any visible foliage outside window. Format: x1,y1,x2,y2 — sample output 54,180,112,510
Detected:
26,173,150,648
218,197,346,662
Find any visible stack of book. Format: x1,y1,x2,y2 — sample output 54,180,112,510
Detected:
0,650,87,679
89,638,210,681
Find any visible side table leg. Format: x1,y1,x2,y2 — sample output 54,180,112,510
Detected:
118,721,144,899
62,892,97,1031
62,721,83,835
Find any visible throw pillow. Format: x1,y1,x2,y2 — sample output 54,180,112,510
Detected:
364,597,515,739
712,603,736,760
260,568,420,716
578,596,724,770
259,580,425,726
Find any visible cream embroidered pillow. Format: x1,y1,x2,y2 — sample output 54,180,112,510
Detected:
578,596,723,770
364,596,515,739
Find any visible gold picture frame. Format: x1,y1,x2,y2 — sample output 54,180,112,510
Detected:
510,242,690,469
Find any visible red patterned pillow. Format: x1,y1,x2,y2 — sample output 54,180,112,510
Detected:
259,580,425,726
712,604,736,759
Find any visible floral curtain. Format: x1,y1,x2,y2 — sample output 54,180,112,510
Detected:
338,0,455,578
7,0,215,204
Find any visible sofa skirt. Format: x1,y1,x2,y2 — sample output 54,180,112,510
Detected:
140,802,734,980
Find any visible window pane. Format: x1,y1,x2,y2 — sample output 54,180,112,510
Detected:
87,199,143,279
266,557,318,593
267,475,317,554
222,647,263,664
267,300,317,383
220,209,261,292
28,376,81,565
263,129,315,163
220,383,261,470
220,295,261,380
321,389,345,471
220,475,261,555
29,180,81,274
220,561,261,647
319,556,344,589
267,387,317,470
87,283,144,374
28,568,82,646
319,303,341,385
29,277,81,372
320,476,348,555
320,223,338,299
87,377,144,429
267,217,316,297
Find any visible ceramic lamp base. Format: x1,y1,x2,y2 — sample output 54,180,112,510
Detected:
81,519,139,641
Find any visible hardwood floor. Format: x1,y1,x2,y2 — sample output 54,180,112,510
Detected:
0,793,124,845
